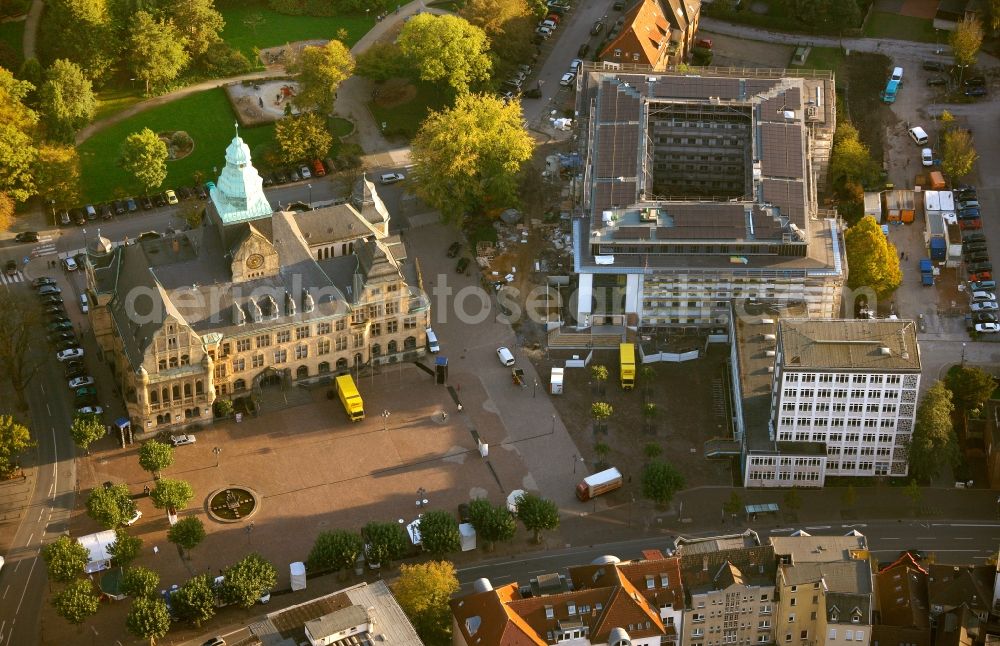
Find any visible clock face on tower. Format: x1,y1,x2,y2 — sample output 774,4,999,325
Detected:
246,253,264,270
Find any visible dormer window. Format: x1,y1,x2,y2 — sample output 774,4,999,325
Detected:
567,602,576,615
614,49,622,57
852,613,860,624
660,574,669,587
646,575,655,589
545,606,554,619
633,53,640,61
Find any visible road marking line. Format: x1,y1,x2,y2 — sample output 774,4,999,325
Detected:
12,561,20,574
955,537,973,540
882,537,900,540
805,525,831,529
14,556,37,615
45,404,50,416
2,586,7,599
24,533,32,547
940,523,1000,527
51,426,58,496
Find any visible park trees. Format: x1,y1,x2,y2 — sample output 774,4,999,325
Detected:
515,492,559,543
307,529,363,575
38,0,117,85
460,0,531,37
219,553,277,608
0,68,39,204
398,13,491,94
172,574,216,626
52,578,100,624
951,15,984,68
166,0,225,59
42,535,90,583
33,144,82,210
392,561,459,646
591,402,613,433
70,414,105,455
108,528,143,568
590,364,608,395
122,566,161,598
291,40,355,114
910,380,960,482
940,128,978,179
120,128,168,193
354,42,412,81
86,482,138,529
845,215,902,299
150,478,194,512
468,498,516,551
411,93,532,224
274,113,333,164
126,596,171,645
417,510,461,559
138,439,174,478
0,194,12,233
0,415,33,478
362,521,408,567
128,11,190,94
38,59,95,142
641,459,685,506
945,365,995,411
168,516,206,557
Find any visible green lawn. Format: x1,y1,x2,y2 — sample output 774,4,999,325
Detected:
798,46,846,78
863,12,938,43
77,89,275,203
93,87,146,122
368,81,449,139
219,7,374,61
0,20,24,68
329,116,353,138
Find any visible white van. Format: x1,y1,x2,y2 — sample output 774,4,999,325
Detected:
496,346,515,366
80,293,89,313
908,126,928,145
971,291,997,303
425,328,440,353
891,66,903,83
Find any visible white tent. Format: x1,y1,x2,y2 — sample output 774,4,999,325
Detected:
459,523,477,552
77,530,117,574
507,490,525,514
407,519,422,546
290,562,307,591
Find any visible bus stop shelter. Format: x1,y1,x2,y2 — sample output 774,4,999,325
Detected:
745,503,779,522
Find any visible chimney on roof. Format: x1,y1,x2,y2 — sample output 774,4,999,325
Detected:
284,291,295,317
302,289,315,313
248,298,262,323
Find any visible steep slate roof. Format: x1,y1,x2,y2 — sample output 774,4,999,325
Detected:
678,545,776,597
599,0,670,66
780,561,872,595
926,564,996,617
827,592,872,625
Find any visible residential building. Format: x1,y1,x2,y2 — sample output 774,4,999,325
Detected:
599,0,701,69
450,557,680,646
675,542,777,646
241,580,422,646
927,564,998,629
85,130,428,434
571,67,842,338
873,553,931,646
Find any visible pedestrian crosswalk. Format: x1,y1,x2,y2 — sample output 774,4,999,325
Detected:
32,236,57,258
0,270,25,285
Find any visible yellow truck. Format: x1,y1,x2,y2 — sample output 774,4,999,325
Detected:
619,343,635,390
335,375,365,422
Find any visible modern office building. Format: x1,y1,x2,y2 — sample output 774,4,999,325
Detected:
571,66,843,334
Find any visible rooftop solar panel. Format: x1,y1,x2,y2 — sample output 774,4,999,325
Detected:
595,124,639,176
759,123,804,179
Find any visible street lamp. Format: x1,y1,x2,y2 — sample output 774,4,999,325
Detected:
213,446,222,467
533,379,538,398
552,414,556,434
246,521,255,545
572,454,584,473
962,342,967,367
382,409,390,431
307,183,312,207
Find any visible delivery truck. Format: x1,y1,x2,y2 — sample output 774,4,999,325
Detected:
335,374,365,422
619,343,635,390
575,467,623,501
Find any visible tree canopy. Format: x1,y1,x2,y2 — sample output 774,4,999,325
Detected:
460,0,532,37
940,128,978,179
220,553,277,608
392,561,459,646
138,439,174,477
515,492,559,543
172,574,216,627
354,42,413,81
39,59,95,142
362,521,408,566
69,414,104,454
951,15,984,67
845,215,902,299
417,510,461,558
52,578,100,624
150,478,194,511
120,128,168,193
829,123,880,189
86,482,138,529
126,596,172,644
108,528,143,568
410,93,532,225
33,144,82,210
945,366,995,411
128,11,190,94
468,498,516,550
167,0,225,58
122,566,161,598
307,529,363,574
291,40,355,114
641,459,685,506
168,516,206,555
0,414,33,478
398,13,492,94
42,535,90,583
910,380,959,482
274,113,333,164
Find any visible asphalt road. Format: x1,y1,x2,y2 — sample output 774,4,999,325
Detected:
454,519,1000,592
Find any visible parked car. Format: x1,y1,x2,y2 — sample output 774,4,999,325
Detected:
578,43,590,57
74,385,97,399
907,126,928,145
455,256,470,273
14,231,39,243
964,242,988,253
696,38,713,49
62,257,78,271
971,301,999,312
926,76,947,87
77,405,104,416
71,208,86,225
613,0,625,8
921,148,933,166
153,193,166,208
58,210,70,226
33,276,56,288
591,20,604,35
126,197,137,212
57,348,85,362
976,323,1000,333
959,199,980,209
171,434,197,446
100,203,114,219
176,186,191,200
560,72,576,86
970,291,996,303
68,376,95,389
971,280,997,291
379,172,405,185
48,321,73,332
966,252,990,264
299,165,312,180
164,190,178,205
922,60,946,72
965,76,986,87
964,232,986,243
971,312,998,324
48,331,74,344
140,195,154,210
496,346,515,366
311,159,326,177
965,86,988,97
4,260,16,276
959,207,981,218
85,204,97,220
64,360,84,377
113,200,126,215
959,217,982,230
38,285,62,295
447,242,461,258
289,167,300,182
522,86,542,98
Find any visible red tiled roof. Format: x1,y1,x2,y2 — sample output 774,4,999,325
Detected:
599,0,670,66
450,583,545,646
